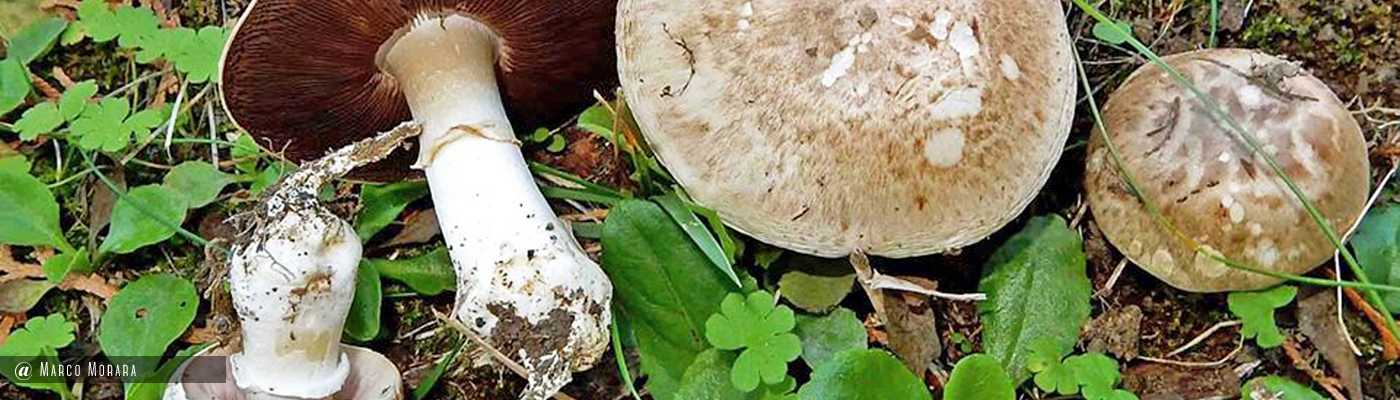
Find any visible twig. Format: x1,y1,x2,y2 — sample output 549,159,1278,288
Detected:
1166,320,1241,357
1139,338,1243,367
850,252,888,323
1094,259,1129,297
864,274,986,301
1280,338,1348,400
1332,160,1397,356
433,311,578,400
1325,269,1400,360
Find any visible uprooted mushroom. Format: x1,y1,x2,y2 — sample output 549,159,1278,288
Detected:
1085,48,1370,292
220,1,618,397
163,123,421,400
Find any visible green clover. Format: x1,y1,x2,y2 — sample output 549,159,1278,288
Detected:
69,98,169,152
704,291,802,392
1228,285,1296,348
14,80,99,140
1028,341,1077,394
168,27,230,83
0,314,76,357
76,0,120,42
112,6,161,48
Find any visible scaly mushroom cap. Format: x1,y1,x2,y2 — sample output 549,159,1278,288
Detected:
617,0,1076,258
1085,48,1369,292
221,0,617,181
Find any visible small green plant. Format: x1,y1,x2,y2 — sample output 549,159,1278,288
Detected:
1228,285,1298,348
704,290,802,392
943,354,1014,400
1027,342,1138,400
0,314,78,399
526,127,568,153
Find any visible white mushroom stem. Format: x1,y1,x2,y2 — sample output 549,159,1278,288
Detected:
378,15,612,399
226,124,419,400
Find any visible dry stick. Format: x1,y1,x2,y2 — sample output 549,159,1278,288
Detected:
433,311,578,400
1093,259,1129,298
1281,338,1348,400
1332,159,1397,356
1139,338,1243,368
1165,320,1242,357
1325,269,1400,360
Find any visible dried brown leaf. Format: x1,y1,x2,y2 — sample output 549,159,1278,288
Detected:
1296,291,1361,399
383,208,440,247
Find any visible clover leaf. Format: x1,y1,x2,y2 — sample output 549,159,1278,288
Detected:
1065,353,1121,395
77,0,120,42
1228,285,1297,348
705,291,802,392
168,27,230,83
14,103,63,140
59,80,99,120
0,314,76,357
1029,341,1077,394
112,6,161,48
70,98,169,152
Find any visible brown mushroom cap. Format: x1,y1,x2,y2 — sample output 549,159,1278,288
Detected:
220,0,618,181
1085,48,1370,292
617,0,1076,258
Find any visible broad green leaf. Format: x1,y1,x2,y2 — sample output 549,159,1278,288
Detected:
675,349,746,400
412,340,462,400
99,274,198,383
14,102,62,140
1242,376,1327,400
125,345,208,400
0,169,69,249
793,308,866,370
0,58,30,115
978,215,1091,384
1352,204,1400,311
162,161,234,208
704,291,801,392
942,354,1015,400
1092,20,1134,45
1228,285,1296,348
78,0,120,42
577,104,619,144
6,18,68,64
797,349,931,400
0,148,29,174
344,261,383,342
0,279,56,313
42,248,90,282
371,247,454,296
355,181,429,242
600,200,737,400
58,80,99,120
776,255,855,313
655,192,741,288
100,184,189,254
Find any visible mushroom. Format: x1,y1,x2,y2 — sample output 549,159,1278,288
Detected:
164,123,420,400
616,0,1077,257
1085,48,1369,292
220,1,617,397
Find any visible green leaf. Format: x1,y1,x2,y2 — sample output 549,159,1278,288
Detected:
162,161,234,208
1065,353,1121,394
412,340,462,400
77,0,120,42
0,279,56,313
942,354,1015,400
776,255,855,313
0,148,29,174
231,134,263,174
1028,341,1077,394
0,58,31,115
168,27,229,83
0,169,69,249
600,200,737,400
978,215,1091,385
793,308,866,370
99,184,189,254
133,28,175,63
655,192,741,288
249,161,292,195
704,291,802,392
0,314,77,396
111,6,160,49
6,18,68,64
797,349,931,400
59,80,99,120
1351,204,1400,311
577,104,619,144
99,274,198,383
1092,20,1134,45
344,261,383,342
355,181,429,242
14,102,62,140
546,134,567,152
1241,376,1327,400
42,248,90,282
371,247,455,296
675,349,747,400
1228,285,1297,348
125,345,208,400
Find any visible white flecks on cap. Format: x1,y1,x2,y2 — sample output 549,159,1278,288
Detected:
891,14,915,29
820,45,857,87
1237,85,1264,110
948,21,980,59
1255,238,1279,267
1000,54,1020,81
740,2,753,17
1228,200,1245,223
929,87,983,120
928,10,954,40
923,128,966,168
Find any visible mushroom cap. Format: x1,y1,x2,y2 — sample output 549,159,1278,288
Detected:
616,0,1077,258
163,345,403,400
1085,48,1370,292
220,0,618,182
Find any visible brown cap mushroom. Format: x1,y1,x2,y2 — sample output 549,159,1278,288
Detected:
1085,48,1370,292
617,0,1077,257
221,0,617,181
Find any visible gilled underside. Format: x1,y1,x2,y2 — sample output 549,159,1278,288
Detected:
220,0,618,181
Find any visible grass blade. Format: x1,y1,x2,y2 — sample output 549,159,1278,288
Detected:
653,192,742,288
